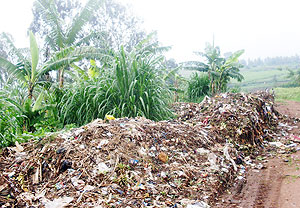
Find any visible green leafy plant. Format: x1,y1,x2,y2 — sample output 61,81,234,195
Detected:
183,42,244,95
34,0,104,88
59,39,173,126
0,31,43,99
187,73,210,102
163,67,186,102
287,68,300,86
0,101,23,147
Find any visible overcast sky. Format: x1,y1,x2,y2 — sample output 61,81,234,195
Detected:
1,0,300,61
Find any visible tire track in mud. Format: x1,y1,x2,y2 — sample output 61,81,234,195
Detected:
214,157,284,208
252,158,283,208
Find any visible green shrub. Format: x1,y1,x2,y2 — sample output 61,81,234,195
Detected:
0,104,23,147
59,47,173,126
0,86,27,147
187,73,210,102
0,83,64,147
228,86,241,93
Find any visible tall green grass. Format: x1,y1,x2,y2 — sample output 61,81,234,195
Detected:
274,87,300,102
0,86,26,147
59,47,173,126
0,103,23,147
187,72,210,102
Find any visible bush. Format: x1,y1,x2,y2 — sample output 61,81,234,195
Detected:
0,104,23,147
0,86,27,147
279,82,300,88
187,73,210,102
59,47,173,126
228,86,241,93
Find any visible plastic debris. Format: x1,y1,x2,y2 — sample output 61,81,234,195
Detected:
97,139,109,149
286,143,297,148
269,142,285,148
60,160,72,172
196,148,210,155
15,141,24,152
44,196,74,208
55,182,65,190
129,159,139,165
208,152,219,171
187,201,211,208
105,115,115,120
96,162,111,174
224,145,237,171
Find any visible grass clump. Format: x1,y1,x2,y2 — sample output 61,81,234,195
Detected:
187,73,210,102
59,47,173,126
274,87,300,102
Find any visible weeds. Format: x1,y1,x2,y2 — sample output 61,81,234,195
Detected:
187,72,209,102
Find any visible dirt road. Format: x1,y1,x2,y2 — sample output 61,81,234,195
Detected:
214,100,300,208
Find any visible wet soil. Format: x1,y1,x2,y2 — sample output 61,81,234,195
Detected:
214,100,300,208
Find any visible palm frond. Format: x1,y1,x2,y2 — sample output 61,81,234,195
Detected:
29,31,39,82
66,0,103,45
75,31,106,47
1,33,26,62
35,0,65,49
72,46,112,62
0,57,26,82
182,61,209,72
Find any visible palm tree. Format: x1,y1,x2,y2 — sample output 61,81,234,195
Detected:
34,0,104,88
183,42,244,95
0,32,43,99
0,31,103,98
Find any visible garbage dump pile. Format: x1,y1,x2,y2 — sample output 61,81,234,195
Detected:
0,92,290,207
174,92,281,146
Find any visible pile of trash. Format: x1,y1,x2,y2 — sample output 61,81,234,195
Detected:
0,92,292,207
174,92,280,146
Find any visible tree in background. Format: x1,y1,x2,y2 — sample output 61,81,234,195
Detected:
183,42,244,95
0,36,10,86
30,0,146,53
287,68,300,86
90,0,146,50
241,55,300,68
29,0,105,88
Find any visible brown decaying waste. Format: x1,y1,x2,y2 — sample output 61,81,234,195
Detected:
0,92,297,207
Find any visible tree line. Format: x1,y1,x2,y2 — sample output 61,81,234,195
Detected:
240,55,300,68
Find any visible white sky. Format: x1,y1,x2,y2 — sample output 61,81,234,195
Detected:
1,0,300,62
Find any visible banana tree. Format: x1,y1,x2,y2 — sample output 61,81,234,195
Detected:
1,92,49,132
183,42,244,95
0,31,44,99
214,49,244,93
34,0,104,88
0,31,106,97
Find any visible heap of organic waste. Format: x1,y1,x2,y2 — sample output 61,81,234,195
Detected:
174,92,280,147
0,92,295,207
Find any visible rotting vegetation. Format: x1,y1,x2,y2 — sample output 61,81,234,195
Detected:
1,91,297,207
